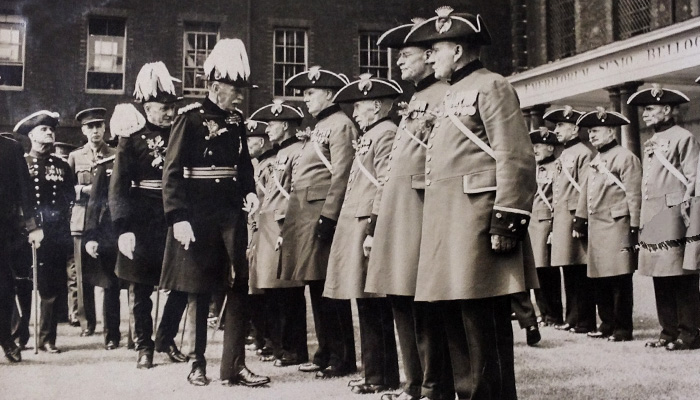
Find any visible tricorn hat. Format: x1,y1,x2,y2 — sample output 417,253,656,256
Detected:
245,119,269,138
576,107,630,127
134,62,182,104
75,107,107,125
404,7,491,46
543,106,584,124
377,18,428,48
332,74,403,103
627,84,689,106
13,110,60,135
250,99,305,122
530,127,559,145
285,66,349,90
203,38,252,88
110,103,146,138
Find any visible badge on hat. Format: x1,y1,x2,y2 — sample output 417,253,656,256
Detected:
75,107,107,125
250,99,305,122
543,106,584,123
285,66,350,90
333,74,403,103
404,7,491,46
627,83,689,106
245,119,269,138
530,126,559,145
576,107,630,127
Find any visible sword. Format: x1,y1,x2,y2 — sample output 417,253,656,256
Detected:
179,301,189,349
74,237,86,327
31,243,38,355
153,287,161,332
211,294,227,340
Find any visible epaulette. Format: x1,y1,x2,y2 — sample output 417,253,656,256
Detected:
178,102,202,115
95,155,115,166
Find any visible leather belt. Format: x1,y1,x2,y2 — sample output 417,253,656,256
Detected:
132,179,162,190
183,166,238,179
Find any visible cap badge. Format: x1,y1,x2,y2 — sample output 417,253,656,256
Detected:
308,66,321,83
651,83,664,100
563,105,573,119
358,73,373,95
245,119,259,131
271,99,284,116
596,106,607,122
435,6,454,34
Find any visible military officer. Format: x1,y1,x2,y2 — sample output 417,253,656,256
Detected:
627,85,700,351
407,8,537,399
544,105,596,334
574,108,641,342
0,132,43,362
83,145,123,349
67,107,115,337
528,128,564,327
369,20,454,400
109,62,188,369
248,101,308,366
15,111,75,354
279,66,358,378
326,75,401,394
161,39,269,387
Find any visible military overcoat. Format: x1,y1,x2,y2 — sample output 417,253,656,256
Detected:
529,158,556,268
324,119,395,299
575,143,642,278
550,138,592,266
364,77,448,296
278,105,358,281
248,150,276,295
415,62,538,302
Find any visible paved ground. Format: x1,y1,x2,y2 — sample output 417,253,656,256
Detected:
2,274,700,400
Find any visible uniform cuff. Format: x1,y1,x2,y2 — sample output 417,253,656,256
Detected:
165,210,188,226
366,214,378,236
25,217,39,231
489,209,530,239
572,217,588,235
113,218,130,235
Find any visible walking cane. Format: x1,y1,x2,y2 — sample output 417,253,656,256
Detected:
153,287,161,332
179,301,189,349
211,294,227,340
31,243,39,355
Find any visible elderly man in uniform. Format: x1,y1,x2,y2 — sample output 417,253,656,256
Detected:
161,38,269,387
574,108,641,342
15,111,75,354
544,105,596,334
367,20,454,400
248,101,308,366
67,107,115,337
279,66,358,378
407,8,537,399
627,85,700,351
0,131,43,362
325,75,401,394
528,128,564,328
109,63,189,369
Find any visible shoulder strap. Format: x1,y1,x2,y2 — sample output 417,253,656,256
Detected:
355,158,381,188
447,113,495,159
654,149,691,187
312,141,334,174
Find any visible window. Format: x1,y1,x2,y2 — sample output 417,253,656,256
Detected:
615,0,651,40
0,15,26,89
546,0,576,61
183,22,219,97
86,17,126,92
273,28,307,97
359,32,391,79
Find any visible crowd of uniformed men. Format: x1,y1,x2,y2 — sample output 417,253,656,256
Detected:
2,6,700,400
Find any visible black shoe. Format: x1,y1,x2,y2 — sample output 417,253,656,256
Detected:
273,355,305,367
586,331,610,339
299,362,324,372
381,392,420,400
2,341,21,363
570,326,594,334
645,338,671,348
105,340,118,350
347,378,363,387
80,328,95,337
526,326,541,346
157,344,189,363
188,365,209,386
69,319,81,327
351,384,393,394
666,338,700,351
607,334,633,342
127,341,135,350
17,343,31,351
39,343,61,354
554,323,571,331
224,366,270,387
315,365,352,379
136,351,153,369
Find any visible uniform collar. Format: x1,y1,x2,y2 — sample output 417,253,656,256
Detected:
537,155,555,165
258,147,278,161
449,59,484,85
598,139,618,154
316,104,341,122
202,97,229,117
415,74,439,92
29,148,50,159
653,118,676,133
364,117,391,134
145,121,170,133
564,137,581,149
278,136,300,150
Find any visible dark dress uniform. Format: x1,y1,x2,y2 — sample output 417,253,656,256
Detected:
84,155,123,345
0,136,38,355
109,120,187,356
68,143,116,333
161,98,255,377
24,150,75,348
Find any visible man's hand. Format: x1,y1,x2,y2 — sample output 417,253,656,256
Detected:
242,192,260,214
81,184,93,195
85,241,99,258
118,232,136,260
546,232,552,245
275,236,283,251
173,221,196,250
572,230,583,238
27,228,44,249
491,234,517,253
362,235,373,257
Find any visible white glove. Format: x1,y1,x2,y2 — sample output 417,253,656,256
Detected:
362,235,373,257
242,192,260,214
118,232,136,260
27,228,44,249
173,221,196,250
85,241,99,258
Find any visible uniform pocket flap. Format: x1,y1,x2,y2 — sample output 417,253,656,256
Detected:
568,199,579,211
463,169,497,194
610,202,629,218
273,209,285,221
537,209,553,221
355,198,374,218
666,191,684,207
306,185,330,201
411,174,425,190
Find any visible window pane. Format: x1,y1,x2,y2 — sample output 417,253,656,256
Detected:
273,28,307,97
0,64,22,87
359,32,390,79
0,19,25,88
182,23,220,95
87,17,126,91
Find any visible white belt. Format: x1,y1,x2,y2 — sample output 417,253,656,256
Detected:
355,158,381,188
447,113,495,159
272,173,290,200
183,167,237,179
312,141,334,174
132,180,162,190
400,126,428,149
562,165,582,193
537,185,552,211
654,149,691,188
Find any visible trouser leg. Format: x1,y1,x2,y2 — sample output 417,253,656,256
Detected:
187,292,211,370
278,286,308,362
82,281,96,331
38,283,59,346
673,274,700,343
510,291,538,329
248,293,268,348
593,277,614,335
155,290,188,350
308,280,330,368
66,254,78,323
0,266,14,345
653,276,680,342
220,289,247,379
575,265,597,332
534,267,563,324
562,266,579,326
612,274,634,339
356,297,400,387
322,295,355,371
12,279,32,346
388,295,422,398
129,282,154,352
103,286,121,344
416,301,455,400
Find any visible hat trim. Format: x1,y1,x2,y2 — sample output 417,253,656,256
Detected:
332,78,404,103
13,110,60,133
576,110,630,125
405,14,482,43
626,87,690,105
377,23,413,46
284,68,350,88
250,104,305,120
543,107,583,121
75,107,107,121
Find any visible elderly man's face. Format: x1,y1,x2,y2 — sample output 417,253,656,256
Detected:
427,41,458,81
213,82,244,112
303,88,333,118
533,143,554,162
247,136,266,158
588,126,616,149
553,122,579,144
266,121,287,144
397,46,431,82
28,125,55,145
144,102,176,128
642,104,670,127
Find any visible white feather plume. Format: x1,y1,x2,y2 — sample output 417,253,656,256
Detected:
203,38,250,83
110,103,146,138
134,61,177,103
